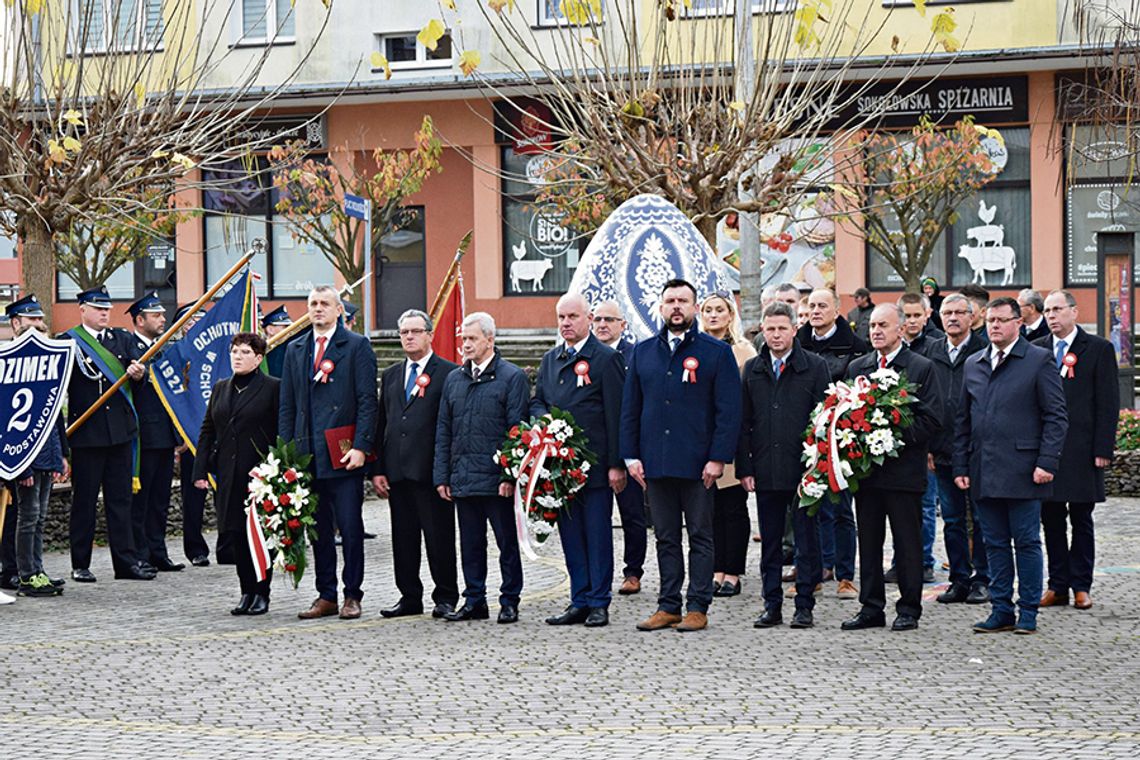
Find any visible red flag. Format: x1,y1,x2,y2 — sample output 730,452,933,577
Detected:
431,267,465,363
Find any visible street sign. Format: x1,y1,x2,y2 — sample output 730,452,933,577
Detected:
344,194,369,221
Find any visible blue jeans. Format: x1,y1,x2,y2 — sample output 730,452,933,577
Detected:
15,471,53,578
818,491,857,581
921,472,938,570
974,498,1043,625
934,465,988,588
559,487,614,609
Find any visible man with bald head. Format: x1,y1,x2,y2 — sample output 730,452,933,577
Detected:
533,293,627,627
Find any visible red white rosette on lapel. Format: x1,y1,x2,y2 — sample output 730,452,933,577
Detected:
414,373,430,397
574,360,591,387
313,358,335,383
682,356,699,383
1060,352,1076,379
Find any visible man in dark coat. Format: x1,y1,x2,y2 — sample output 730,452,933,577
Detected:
533,294,626,628
434,312,530,624
279,286,378,621
194,334,280,615
800,288,867,598
846,288,874,341
955,297,1068,635
923,294,990,605
738,302,830,629
126,293,184,573
841,303,943,633
63,286,152,583
1019,289,1051,343
1034,290,1120,611
370,309,460,620
621,279,742,633
590,299,647,594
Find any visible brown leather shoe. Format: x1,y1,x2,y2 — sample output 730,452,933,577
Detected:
635,610,682,631
340,598,362,619
781,567,796,582
619,576,641,595
1039,589,1069,607
674,611,708,632
298,598,338,619
1074,591,1093,610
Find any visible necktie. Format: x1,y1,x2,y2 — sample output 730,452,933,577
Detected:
879,355,887,369
948,344,959,363
405,362,419,400
1055,340,1067,369
98,331,110,346
313,335,327,373
671,337,681,354
774,358,784,378
472,365,481,381
995,349,1005,369
566,346,577,360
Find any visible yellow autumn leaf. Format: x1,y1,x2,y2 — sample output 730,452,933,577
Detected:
134,82,147,107
828,183,858,200
583,36,600,46
488,0,515,13
932,9,959,52
24,0,42,14
62,135,82,153
458,49,481,77
47,139,67,163
62,109,84,127
151,148,170,159
417,19,446,51
728,101,745,112
171,153,195,171
560,0,601,25
913,0,926,16
442,0,456,8
370,51,392,79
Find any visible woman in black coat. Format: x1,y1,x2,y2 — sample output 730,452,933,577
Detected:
194,332,281,616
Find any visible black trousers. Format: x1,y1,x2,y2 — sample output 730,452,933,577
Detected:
70,442,141,574
712,484,750,575
224,528,271,597
646,478,714,615
180,450,210,561
132,447,174,563
757,490,822,612
614,478,648,579
855,487,923,619
388,480,459,607
455,495,523,607
1042,501,1096,594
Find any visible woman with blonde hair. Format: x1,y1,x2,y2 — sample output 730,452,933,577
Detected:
699,291,756,597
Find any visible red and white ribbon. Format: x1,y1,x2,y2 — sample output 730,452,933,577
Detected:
574,360,591,387
414,373,430,397
245,504,272,582
313,358,335,383
819,375,873,493
512,425,560,560
682,356,699,383
1060,352,1076,379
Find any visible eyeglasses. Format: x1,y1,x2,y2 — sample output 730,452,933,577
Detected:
940,309,970,318
593,316,621,323
984,316,1020,325
398,328,428,336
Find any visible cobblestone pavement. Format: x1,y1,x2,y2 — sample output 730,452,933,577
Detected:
2,495,1139,759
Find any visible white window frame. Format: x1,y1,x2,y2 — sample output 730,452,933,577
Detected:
236,0,296,46
536,0,605,27
374,32,455,72
70,0,164,55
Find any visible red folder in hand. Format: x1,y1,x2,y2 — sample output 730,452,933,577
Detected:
324,425,377,470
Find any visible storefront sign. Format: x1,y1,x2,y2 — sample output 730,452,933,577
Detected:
1066,183,1140,285
233,115,326,152
831,76,1027,129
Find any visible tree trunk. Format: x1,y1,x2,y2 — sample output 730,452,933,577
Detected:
21,223,56,330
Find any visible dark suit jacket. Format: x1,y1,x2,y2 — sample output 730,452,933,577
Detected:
906,324,946,356
922,331,989,464
530,334,625,489
132,333,178,450
954,337,1069,501
615,337,635,371
194,372,280,533
1023,319,1051,343
1033,329,1120,503
278,325,379,480
737,341,831,492
846,345,943,493
797,318,871,383
65,327,140,449
371,352,458,484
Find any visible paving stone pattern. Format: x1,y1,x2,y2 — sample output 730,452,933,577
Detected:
1,495,1139,759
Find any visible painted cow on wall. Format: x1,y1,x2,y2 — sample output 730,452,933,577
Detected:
958,244,1017,286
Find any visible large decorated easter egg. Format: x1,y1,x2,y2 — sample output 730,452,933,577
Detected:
568,194,730,341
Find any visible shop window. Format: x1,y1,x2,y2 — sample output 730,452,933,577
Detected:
376,32,452,70
56,236,174,302
500,146,582,296
238,0,295,44
71,0,164,54
866,126,1031,289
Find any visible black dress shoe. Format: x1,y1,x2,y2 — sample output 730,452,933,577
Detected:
231,594,254,615
0,575,17,590
966,582,991,604
190,555,210,567
498,605,519,624
153,557,185,572
444,603,490,622
431,602,455,619
790,609,814,629
247,595,269,615
922,567,936,583
71,568,97,583
883,567,898,584
380,601,424,618
841,611,886,630
48,576,66,588
137,561,157,574
891,614,919,631
714,580,741,598
753,609,783,628
546,605,590,625
937,584,970,604
362,531,377,540
584,608,609,627
114,565,156,581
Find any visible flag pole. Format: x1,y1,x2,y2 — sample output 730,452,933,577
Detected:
66,241,263,438
265,273,370,352
428,231,472,326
